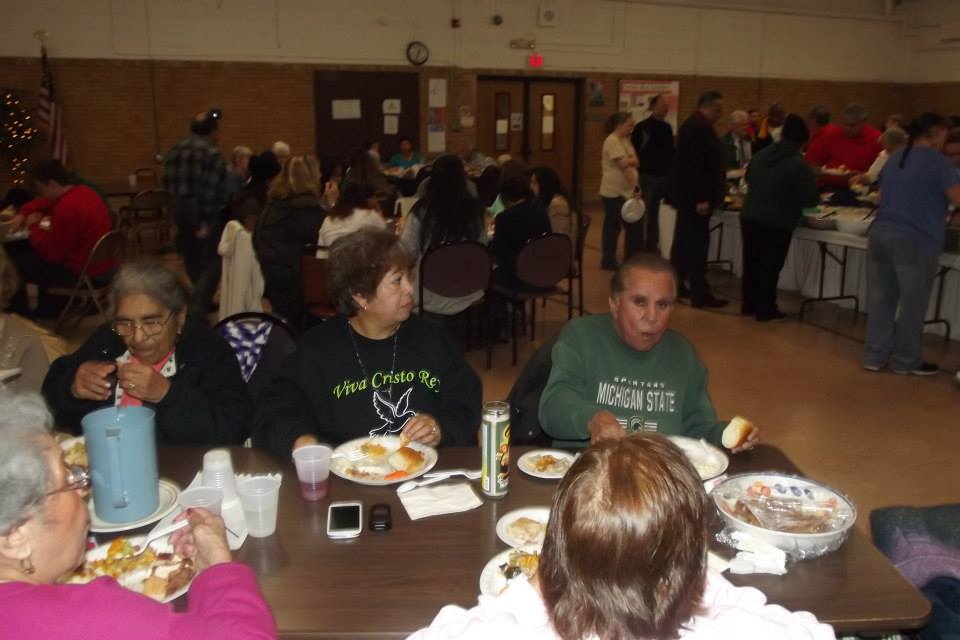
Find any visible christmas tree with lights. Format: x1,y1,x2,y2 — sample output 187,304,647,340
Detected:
0,89,38,184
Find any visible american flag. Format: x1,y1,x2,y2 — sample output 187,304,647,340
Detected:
38,44,68,166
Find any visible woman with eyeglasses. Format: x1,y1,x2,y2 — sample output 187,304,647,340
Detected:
0,390,276,639
41,260,252,444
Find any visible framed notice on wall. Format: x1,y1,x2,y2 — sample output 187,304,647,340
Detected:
618,80,680,131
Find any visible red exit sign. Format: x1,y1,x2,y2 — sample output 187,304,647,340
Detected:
527,53,544,68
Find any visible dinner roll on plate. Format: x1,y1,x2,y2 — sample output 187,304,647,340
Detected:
389,446,424,473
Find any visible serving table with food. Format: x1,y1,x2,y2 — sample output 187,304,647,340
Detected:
659,202,960,337
61,444,924,638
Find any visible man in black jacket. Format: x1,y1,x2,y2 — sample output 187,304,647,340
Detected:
632,94,674,252
669,91,727,308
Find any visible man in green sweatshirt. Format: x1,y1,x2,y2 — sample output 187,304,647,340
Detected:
538,253,759,449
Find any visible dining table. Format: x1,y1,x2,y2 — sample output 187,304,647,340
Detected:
129,444,933,638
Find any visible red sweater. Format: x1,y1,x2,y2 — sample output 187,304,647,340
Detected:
25,185,115,276
806,124,882,189
804,124,839,168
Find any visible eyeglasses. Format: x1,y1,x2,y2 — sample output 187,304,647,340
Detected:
111,313,173,338
45,464,90,497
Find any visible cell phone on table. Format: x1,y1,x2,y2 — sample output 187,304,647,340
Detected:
369,503,391,531
326,501,363,539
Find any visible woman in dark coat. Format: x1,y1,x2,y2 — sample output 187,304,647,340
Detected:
253,154,326,323
42,260,251,444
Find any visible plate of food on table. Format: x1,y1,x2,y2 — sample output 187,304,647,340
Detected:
517,449,575,480
479,548,541,596
496,507,550,549
59,435,88,468
821,164,852,176
331,434,438,486
667,435,729,481
65,536,195,603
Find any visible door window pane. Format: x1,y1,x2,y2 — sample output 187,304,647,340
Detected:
495,93,510,151
541,93,556,151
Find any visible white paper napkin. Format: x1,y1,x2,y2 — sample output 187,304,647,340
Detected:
397,482,483,520
150,472,280,550
726,530,788,575
707,551,731,574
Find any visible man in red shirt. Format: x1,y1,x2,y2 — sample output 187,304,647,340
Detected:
805,102,881,189
804,105,839,169
6,160,115,316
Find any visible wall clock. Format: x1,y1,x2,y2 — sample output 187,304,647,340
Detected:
406,41,430,66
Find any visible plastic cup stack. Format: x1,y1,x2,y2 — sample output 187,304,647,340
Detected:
202,449,238,503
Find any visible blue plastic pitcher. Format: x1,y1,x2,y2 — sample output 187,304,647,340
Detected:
81,406,159,523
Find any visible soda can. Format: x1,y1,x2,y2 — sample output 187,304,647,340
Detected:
481,400,510,499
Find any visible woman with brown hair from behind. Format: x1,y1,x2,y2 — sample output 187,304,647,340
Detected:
252,154,325,324
409,433,834,639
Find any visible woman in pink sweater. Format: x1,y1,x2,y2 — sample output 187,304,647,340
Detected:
0,390,276,640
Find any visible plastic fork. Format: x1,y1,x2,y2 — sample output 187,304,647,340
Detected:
331,449,368,462
396,469,481,494
422,468,481,481
123,520,189,558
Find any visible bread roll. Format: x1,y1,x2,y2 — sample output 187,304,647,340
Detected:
722,416,753,449
389,446,424,473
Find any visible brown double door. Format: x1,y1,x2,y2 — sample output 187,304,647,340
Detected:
313,70,420,166
476,77,580,199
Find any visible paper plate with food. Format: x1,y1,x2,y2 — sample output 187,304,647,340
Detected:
821,165,851,176
479,548,540,596
66,536,195,603
666,436,729,481
496,507,550,549
517,449,575,480
331,435,438,486
59,435,88,468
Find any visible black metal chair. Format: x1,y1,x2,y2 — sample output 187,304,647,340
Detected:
492,233,573,365
572,210,591,315
214,312,297,403
419,241,493,368
301,254,337,328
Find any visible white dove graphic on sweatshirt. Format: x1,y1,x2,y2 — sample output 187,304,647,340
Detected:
369,387,416,437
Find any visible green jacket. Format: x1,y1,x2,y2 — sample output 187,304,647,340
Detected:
538,314,725,445
741,141,819,231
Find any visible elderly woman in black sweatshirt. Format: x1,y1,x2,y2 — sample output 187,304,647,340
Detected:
42,260,251,444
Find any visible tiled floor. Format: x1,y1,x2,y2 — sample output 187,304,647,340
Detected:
55,209,960,535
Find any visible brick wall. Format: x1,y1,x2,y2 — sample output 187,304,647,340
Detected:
0,56,943,202
905,83,960,120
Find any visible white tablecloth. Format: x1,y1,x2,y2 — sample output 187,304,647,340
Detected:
659,205,960,337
